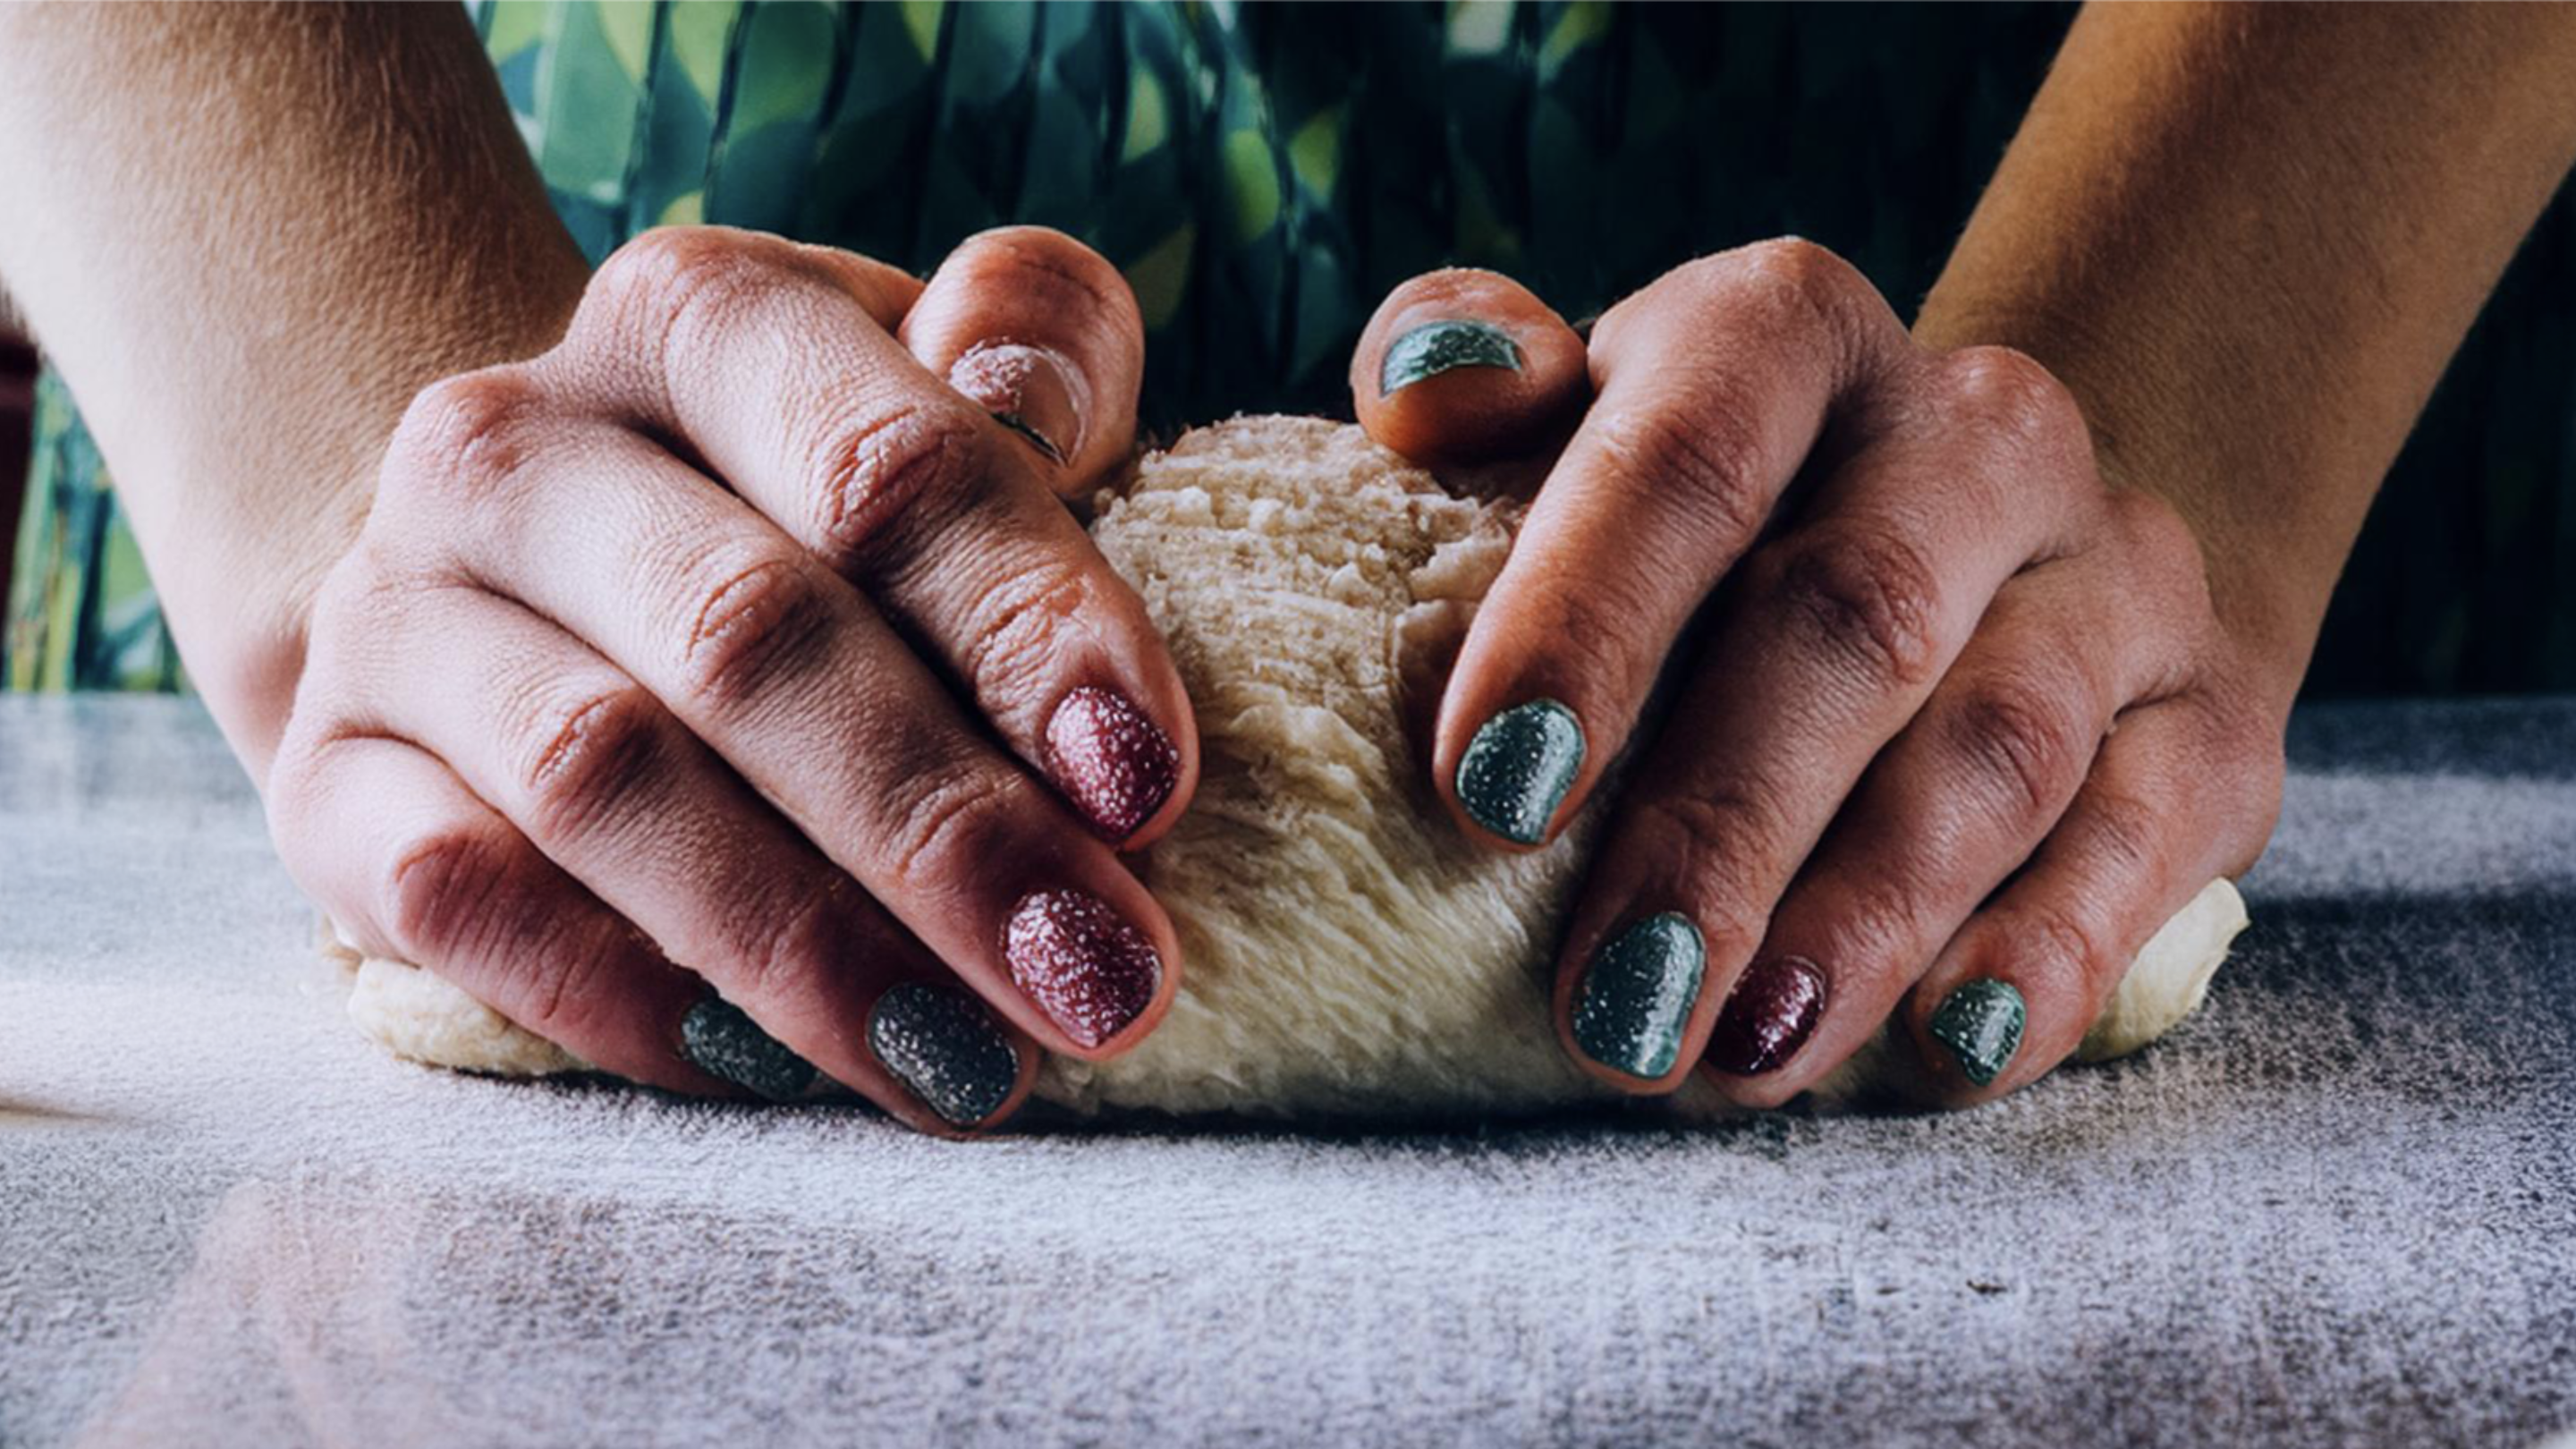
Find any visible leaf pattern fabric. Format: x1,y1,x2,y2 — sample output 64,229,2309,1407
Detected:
8,0,2576,695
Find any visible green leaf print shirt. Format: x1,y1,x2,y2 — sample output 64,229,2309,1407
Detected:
10,2,2576,696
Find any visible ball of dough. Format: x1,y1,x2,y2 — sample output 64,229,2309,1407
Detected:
334,417,2248,1122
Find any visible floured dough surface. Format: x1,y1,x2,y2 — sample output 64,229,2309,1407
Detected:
334,416,2250,1122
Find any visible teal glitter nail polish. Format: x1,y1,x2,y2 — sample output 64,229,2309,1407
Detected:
1379,319,1524,395
681,998,818,1102
1928,979,2027,1087
1571,914,1707,1078
1454,699,1586,844
868,982,1021,1127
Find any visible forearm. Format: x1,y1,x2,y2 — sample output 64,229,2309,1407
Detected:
1914,1,2576,701
0,3,587,767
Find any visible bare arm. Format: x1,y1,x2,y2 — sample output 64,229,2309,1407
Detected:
0,2,587,767
1914,0,2576,702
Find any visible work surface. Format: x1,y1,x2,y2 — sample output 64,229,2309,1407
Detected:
3,695,2572,1448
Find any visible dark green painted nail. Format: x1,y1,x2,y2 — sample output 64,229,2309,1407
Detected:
1379,319,1523,395
681,998,818,1102
1571,913,1707,1079
868,982,1021,1127
1455,699,1586,844
1928,979,2026,1087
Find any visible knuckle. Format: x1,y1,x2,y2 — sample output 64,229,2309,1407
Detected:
674,547,833,710
956,555,1100,705
1830,867,1935,971
2078,782,2169,886
514,685,670,838
1948,673,2098,828
728,877,851,1003
592,226,767,331
807,397,989,566
384,368,550,504
2114,490,2214,600
1544,579,1654,691
259,730,340,866
2201,697,2289,865
1769,527,1948,691
1724,236,1870,341
507,924,626,1045
2012,897,2116,996
1589,403,1771,546
383,826,524,963
882,760,1034,899
1937,345,2084,451
294,562,382,672
1632,784,1789,954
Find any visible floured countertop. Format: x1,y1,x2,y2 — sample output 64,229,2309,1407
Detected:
3,693,2574,1449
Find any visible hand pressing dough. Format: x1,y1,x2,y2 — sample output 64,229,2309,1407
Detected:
331,417,2249,1122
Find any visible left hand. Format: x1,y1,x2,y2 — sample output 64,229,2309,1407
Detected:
1348,240,2288,1108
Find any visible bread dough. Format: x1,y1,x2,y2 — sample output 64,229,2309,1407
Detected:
331,417,2249,1121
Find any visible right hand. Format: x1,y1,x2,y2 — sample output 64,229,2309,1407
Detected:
265,225,1194,1136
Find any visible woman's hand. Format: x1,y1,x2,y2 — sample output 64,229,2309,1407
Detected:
266,225,1194,1135
1350,241,2288,1107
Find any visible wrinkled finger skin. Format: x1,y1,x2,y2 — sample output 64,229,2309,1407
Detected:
266,225,1197,1135
1355,238,2287,1110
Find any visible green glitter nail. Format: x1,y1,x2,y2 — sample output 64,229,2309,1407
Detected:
1571,914,1707,1079
681,998,818,1102
1454,699,1586,844
1379,319,1524,395
1928,979,2027,1087
868,982,1021,1128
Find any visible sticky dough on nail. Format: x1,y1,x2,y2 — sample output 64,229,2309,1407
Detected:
327,417,2250,1125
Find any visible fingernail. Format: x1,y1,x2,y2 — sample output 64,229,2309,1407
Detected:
867,981,1021,1127
1003,888,1162,1048
680,997,818,1102
1454,698,1586,844
1928,978,2027,1087
947,341,1084,464
1046,686,1181,842
1570,913,1706,1079
1379,319,1524,396
1706,956,1828,1076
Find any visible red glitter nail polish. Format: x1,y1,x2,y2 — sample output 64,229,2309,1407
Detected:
1706,957,1828,1076
1045,686,1181,842
1003,889,1161,1048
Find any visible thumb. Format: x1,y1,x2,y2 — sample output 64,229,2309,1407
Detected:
1351,268,1589,472
899,225,1146,498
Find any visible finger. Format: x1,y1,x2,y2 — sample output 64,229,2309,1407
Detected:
1350,267,1589,470
1544,344,2103,1090
1898,691,2282,1103
1681,535,2195,1106
897,225,1146,496
264,730,733,1098
545,230,1196,848
319,580,1039,1130
373,396,1180,1061
1434,240,1908,851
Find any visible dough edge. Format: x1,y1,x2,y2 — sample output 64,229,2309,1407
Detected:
328,877,2248,1109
